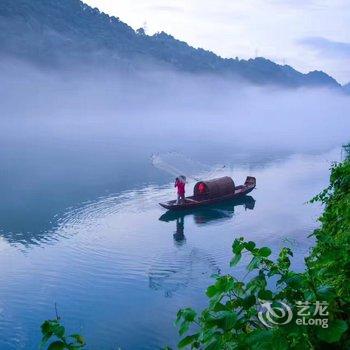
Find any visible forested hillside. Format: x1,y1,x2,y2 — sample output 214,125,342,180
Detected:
0,0,340,88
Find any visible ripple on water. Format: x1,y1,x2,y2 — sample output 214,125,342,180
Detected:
0,156,332,349
148,247,220,297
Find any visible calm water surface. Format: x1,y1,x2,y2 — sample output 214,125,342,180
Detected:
0,133,337,349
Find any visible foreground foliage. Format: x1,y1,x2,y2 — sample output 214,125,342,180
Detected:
174,148,350,349
41,318,85,350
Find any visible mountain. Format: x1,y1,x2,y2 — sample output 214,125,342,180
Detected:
343,83,350,93
0,0,340,88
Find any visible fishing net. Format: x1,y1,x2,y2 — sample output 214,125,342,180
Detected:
151,151,225,182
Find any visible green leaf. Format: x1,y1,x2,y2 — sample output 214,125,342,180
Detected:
47,341,66,350
214,310,235,319
175,310,183,325
247,256,261,271
232,238,244,254
283,273,305,288
212,302,227,312
318,320,348,343
52,324,65,339
244,329,273,346
230,253,241,267
233,281,245,296
316,285,335,300
243,295,256,308
284,247,293,257
206,310,237,331
259,247,272,257
246,273,267,292
215,275,235,293
221,312,237,330
182,308,196,322
41,320,54,335
198,328,216,343
204,336,221,350
206,285,217,298
245,241,256,252
176,308,196,325
179,321,190,336
303,289,316,301
178,334,199,348
258,289,273,300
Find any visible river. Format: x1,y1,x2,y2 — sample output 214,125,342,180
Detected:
0,70,348,349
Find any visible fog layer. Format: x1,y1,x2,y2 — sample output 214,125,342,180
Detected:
0,61,349,235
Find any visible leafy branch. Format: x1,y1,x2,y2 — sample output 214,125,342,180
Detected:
40,305,85,350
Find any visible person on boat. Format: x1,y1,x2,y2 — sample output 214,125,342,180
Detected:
175,175,186,204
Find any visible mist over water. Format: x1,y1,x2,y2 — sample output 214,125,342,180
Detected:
0,60,349,349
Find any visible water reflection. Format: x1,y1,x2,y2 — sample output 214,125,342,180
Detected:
148,196,255,296
173,217,185,246
159,196,256,244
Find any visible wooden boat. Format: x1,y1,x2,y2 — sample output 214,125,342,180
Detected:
159,176,256,210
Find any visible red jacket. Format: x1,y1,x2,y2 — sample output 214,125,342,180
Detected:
175,179,185,195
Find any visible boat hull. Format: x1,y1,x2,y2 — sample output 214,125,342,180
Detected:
159,195,255,221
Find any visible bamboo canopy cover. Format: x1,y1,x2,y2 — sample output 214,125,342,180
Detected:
193,176,235,198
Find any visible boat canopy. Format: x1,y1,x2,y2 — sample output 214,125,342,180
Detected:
193,176,235,198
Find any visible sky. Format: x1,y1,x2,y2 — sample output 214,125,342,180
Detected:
84,0,350,84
